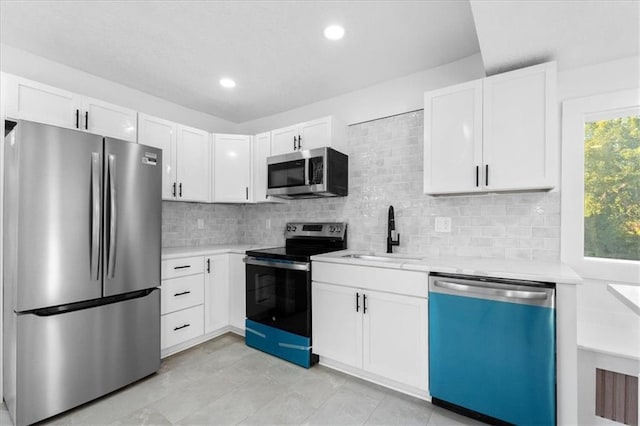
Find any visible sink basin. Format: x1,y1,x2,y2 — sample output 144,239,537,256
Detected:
341,254,423,262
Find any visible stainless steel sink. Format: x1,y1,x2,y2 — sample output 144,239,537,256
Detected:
341,254,423,262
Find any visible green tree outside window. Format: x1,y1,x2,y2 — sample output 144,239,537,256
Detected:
584,115,640,261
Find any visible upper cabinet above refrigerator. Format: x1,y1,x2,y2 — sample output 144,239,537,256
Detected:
270,116,347,156
138,113,210,202
2,73,137,142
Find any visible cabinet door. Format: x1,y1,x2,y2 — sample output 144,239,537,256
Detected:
423,80,483,194
3,74,81,130
312,282,362,368
252,132,270,203
204,255,229,334
227,253,246,331
270,124,299,156
82,97,137,142
298,117,331,151
482,62,555,191
138,113,177,200
362,290,428,391
213,134,251,202
176,125,210,202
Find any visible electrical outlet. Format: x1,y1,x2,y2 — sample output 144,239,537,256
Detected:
435,217,452,233
197,219,204,229
265,219,271,229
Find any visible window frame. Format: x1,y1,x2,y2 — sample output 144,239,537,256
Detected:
561,88,640,283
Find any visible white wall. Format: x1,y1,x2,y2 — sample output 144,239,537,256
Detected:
0,44,239,133
237,53,486,133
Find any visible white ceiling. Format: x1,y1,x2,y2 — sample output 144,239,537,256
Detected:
0,0,480,123
470,0,640,75
1,1,638,124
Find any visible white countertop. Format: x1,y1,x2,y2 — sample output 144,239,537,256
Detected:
162,244,272,259
608,283,640,316
311,249,582,284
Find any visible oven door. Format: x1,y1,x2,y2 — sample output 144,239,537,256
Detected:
244,257,311,337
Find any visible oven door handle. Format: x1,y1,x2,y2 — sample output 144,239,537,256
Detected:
243,257,310,271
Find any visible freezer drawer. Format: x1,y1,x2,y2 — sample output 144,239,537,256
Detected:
5,289,160,426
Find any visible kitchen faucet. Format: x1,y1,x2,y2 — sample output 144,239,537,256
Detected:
387,205,400,253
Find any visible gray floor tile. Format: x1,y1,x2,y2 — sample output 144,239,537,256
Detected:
110,407,172,426
305,388,382,425
11,332,486,426
365,393,434,425
239,392,317,425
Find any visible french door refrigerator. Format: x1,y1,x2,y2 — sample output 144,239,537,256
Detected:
3,120,162,426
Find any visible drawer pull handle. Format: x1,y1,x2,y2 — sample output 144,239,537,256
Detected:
174,291,191,297
174,265,191,270
174,323,190,331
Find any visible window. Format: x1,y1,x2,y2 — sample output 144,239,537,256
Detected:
584,113,640,261
562,89,640,283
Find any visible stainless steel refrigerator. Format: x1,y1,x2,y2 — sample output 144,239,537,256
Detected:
3,120,162,425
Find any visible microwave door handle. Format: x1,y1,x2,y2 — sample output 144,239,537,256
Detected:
305,159,310,186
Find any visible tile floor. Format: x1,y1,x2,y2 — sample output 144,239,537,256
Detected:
1,333,484,425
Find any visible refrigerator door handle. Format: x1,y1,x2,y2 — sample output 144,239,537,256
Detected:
107,154,117,279
91,152,102,280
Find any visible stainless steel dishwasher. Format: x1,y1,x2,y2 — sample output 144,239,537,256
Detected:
428,273,556,425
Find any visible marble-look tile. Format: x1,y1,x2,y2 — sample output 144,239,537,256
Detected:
365,393,434,425
304,388,382,425
109,407,172,426
239,392,317,425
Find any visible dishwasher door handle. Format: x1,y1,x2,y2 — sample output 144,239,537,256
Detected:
433,280,550,301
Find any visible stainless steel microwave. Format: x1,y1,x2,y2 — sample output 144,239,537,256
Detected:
266,147,348,199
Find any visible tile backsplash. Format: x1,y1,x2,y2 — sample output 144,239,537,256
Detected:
165,110,561,261
162,201,241,248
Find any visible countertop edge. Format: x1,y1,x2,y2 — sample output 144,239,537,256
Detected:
162,244,272,260
311,250,583,285
607,283,640,316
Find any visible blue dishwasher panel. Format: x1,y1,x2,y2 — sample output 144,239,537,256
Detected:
429,292,555,425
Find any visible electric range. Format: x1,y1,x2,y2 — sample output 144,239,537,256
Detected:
244,222,347,367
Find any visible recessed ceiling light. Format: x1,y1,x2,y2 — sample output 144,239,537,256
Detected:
219,78,236,88
324,25,345,41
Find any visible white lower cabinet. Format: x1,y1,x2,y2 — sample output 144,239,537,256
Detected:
160,256,205,353
204,254,229,334
312,264,429,397
362,290,428,391
161,251,245,356
161,305,205,349
228,253,247,332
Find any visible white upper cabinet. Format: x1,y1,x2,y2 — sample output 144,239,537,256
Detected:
82,97,137,142
3,73,137,142
212,134,252,203
138,114,210,202
482,63,556,191
424,80,483,194
138,113,177,199
176,125,210,202
252,132,285,203
271,124,300,156
270,116,347,156
423,61,556,195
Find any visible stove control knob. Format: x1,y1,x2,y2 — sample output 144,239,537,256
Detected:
334,226,341,233
286,225,291,231
292,226,297,231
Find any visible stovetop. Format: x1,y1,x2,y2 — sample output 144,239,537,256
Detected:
246,222,348,262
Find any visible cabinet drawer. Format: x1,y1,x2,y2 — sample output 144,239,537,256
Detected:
162,256,204,279
161,305,204,349
161,274,204,315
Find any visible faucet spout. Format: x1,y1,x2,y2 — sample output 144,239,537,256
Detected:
387,205,400,253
